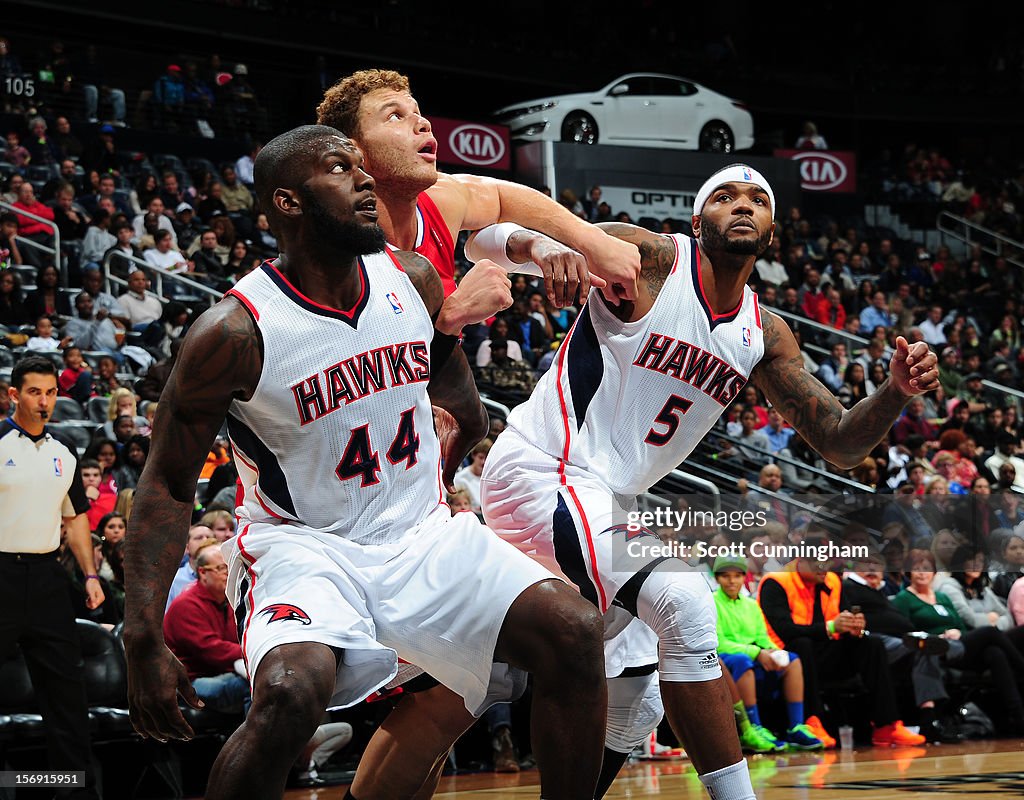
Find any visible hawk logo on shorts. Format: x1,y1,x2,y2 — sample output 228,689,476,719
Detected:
259,604,312,625
607,523,657,542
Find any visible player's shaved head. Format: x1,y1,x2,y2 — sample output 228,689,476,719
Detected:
254,124,348,219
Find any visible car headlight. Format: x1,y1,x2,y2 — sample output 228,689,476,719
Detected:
511,122,549,137
497,101,558,120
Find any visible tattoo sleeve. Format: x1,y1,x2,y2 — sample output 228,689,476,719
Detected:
753,312,908,470
124,300,261,638
598,223,675,303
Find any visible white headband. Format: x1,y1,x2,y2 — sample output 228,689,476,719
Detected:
692,164,775,218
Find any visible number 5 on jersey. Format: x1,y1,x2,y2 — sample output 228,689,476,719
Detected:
645,395,693,447
336,407,421,487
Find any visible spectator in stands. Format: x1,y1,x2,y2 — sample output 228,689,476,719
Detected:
164,541,249,712
58,345,93,404
24,317,60,352
112,433,149,490
837,362,870,409
11,182,56,268
158,171,186,216
992,533,1024,601
118,268,163,331
774,286,805,321
132,197,177,247
0,211,23,271
797,268,825,320
103,222,143,279
815,341,849,393
200,509,236,542
253,211,277,257
932,449,970,495
75,44,126,126
840,551,959,743
762,406,794,454
166,526,215,609
453,438,491,514
919,305,948,347
859,291,892,331
90,354,124,397
173,203,201,251
794,121,828,150
937,546,1022,636
24,264,72,322
129,173,158,216
718,407,772,468
197,181,228,222
854,336,888,376
3,131,30,171
41,159,82,202
52,184,89,245
83,438,118,492
50,116,83,161
83,174,131,217
81,460,117,532
986,433,1024,489
757,534,925,746
234,141,261,186
891,549,1024,735
143,229,189,286
183,61,216,129
220,164,254,216
893,397,939,445
503,298,549,366
225,239,256,284
225,63,268,138
0,267,29,330
63,291,125,360
188,229,227,285
476,318,524,367
956,372,989,424
81,124,121,176
814,286,846,330
25,117,60,171
481,337,535,394
713,556,824,752
153,64,187,132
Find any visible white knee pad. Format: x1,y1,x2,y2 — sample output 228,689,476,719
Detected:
636,566,721,682
605,671,664,753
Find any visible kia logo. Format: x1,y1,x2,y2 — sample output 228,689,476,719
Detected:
790,152,848,191
449,124,506,166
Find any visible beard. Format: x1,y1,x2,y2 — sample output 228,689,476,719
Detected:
299,186,388,257
700,217,773,256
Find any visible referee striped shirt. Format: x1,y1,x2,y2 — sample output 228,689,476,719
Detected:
0,418,90,553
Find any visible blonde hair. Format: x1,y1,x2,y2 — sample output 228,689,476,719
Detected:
108,387,137,421
316,69,410,138
114,488,134,522
200,509,235,532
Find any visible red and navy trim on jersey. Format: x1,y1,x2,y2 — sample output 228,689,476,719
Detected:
691,245,744,330
565,304,604,432
261,259,371,327
227,412,298,518
415,193,457,296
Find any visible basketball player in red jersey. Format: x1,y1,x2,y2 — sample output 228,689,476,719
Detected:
316,69,643,336
123,126,608,800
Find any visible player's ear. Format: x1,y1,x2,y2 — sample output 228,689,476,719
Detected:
274,187,301,217
691,214,701,238
768,222,776,248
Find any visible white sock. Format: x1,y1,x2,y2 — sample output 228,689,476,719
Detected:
699,759,756,800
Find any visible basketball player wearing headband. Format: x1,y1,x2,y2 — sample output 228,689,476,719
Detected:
348,163,939,800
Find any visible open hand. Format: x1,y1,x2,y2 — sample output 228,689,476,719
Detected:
126,640,203,742
529,236,606,308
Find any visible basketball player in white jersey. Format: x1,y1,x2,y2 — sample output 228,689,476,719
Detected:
122,125,609,800
469,164,939,798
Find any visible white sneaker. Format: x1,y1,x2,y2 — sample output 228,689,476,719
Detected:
295,721,353,782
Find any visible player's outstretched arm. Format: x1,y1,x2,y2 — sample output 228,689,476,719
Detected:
430,173,640,305
123,298,261,742
397,249,489,488
752,312,939,470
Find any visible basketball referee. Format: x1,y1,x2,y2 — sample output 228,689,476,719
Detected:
0,355,104,798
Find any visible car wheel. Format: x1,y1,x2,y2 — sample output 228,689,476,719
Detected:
561,112,599,145
699,121,734,153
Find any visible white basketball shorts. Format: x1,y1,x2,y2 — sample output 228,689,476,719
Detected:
222,504,556,715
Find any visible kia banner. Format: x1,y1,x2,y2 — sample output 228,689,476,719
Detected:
431,117,510,171
774,150,857,193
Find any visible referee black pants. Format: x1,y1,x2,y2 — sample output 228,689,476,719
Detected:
0,553,97,799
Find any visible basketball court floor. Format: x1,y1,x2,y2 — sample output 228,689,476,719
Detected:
278,739,1024,799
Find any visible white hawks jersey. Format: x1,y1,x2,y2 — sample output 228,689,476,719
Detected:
505,234,765,495
225,253,442,544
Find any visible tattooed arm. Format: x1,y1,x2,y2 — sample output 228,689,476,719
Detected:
398,250,489,489
596,223,678,322
123,298,261,741
752,311,939,469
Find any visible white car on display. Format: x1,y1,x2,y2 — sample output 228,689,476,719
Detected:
494,73,754,153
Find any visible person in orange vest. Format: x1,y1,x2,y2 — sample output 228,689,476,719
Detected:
757,533,926,748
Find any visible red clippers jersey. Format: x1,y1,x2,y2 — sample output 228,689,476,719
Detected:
414,193,457,296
